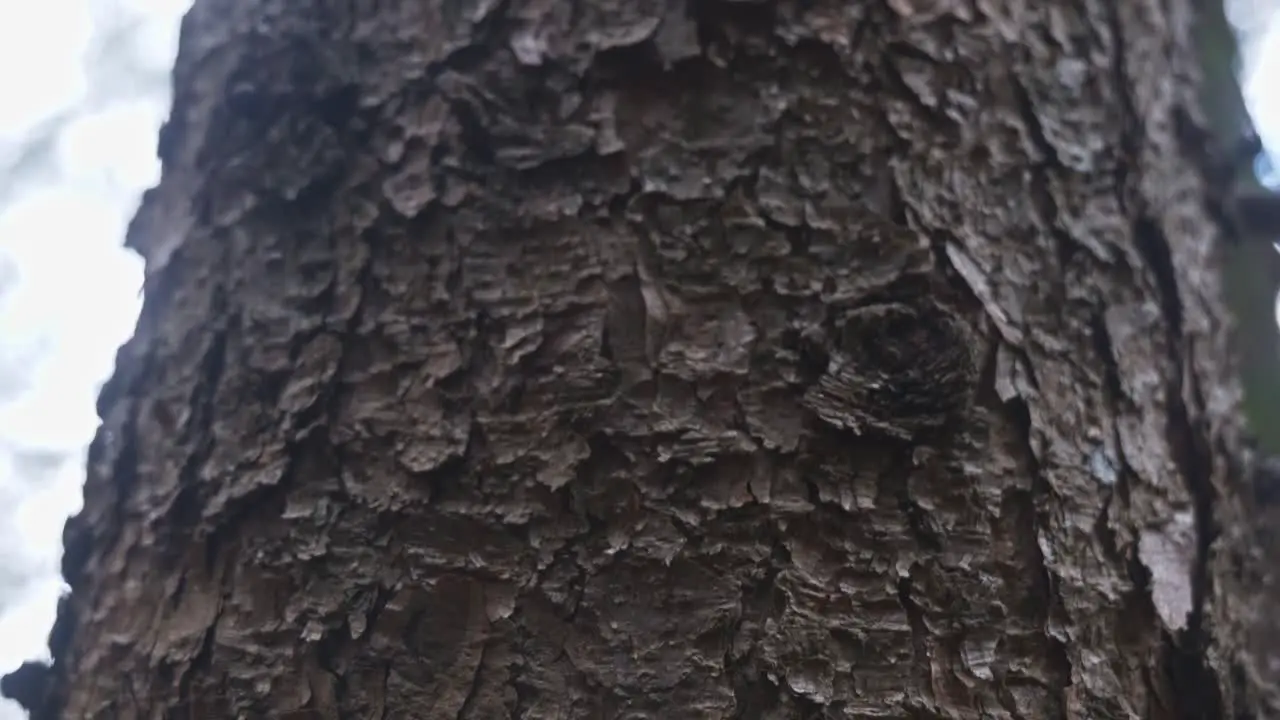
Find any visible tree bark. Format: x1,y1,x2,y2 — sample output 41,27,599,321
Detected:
6,0,1276,718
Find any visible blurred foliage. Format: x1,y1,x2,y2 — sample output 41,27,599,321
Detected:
1198,0,1280,452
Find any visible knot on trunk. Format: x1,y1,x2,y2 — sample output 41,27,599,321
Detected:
802,302,976,443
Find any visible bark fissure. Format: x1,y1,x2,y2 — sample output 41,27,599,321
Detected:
1133,206,1224,720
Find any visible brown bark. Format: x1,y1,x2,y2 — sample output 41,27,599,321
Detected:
5,0,1276,718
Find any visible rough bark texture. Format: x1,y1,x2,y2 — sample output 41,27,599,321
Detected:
10,0,1277,718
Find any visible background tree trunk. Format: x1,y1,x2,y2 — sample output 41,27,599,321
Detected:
7,0,1275,718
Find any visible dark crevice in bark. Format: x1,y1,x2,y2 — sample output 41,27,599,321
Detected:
315,620,351,709
896,574,932,706
1002,388,1073,720
1090,309,1136,507
159,213,234,569
509,641,533,720
455,636,490,720
1136,218,1186,340
898,488,943,555
1001,50,1058,164
66,410,138,594
879,52,960,149
1090,310,1126,412
423,0,517,80
170,303,230,515
1167,400,1223,720
999,39,1084,316
1101,0,1143,216
690,0,778,56
1133,215,1224,720
182,326,231,573
726,528,789,719
790,37,855,88
730,675,780,720
173,602,223,718
1228,661,1255,720
971,327,1004,413
1166,632,1228,720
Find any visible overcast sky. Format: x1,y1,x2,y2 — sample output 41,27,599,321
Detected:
0,1,186,717
0,2,1277,719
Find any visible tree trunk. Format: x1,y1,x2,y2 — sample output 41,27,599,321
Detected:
6,0,1277,718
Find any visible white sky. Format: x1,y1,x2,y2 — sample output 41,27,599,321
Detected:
1252,28,1280,157
0,3,1276,719
0,1,188,717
